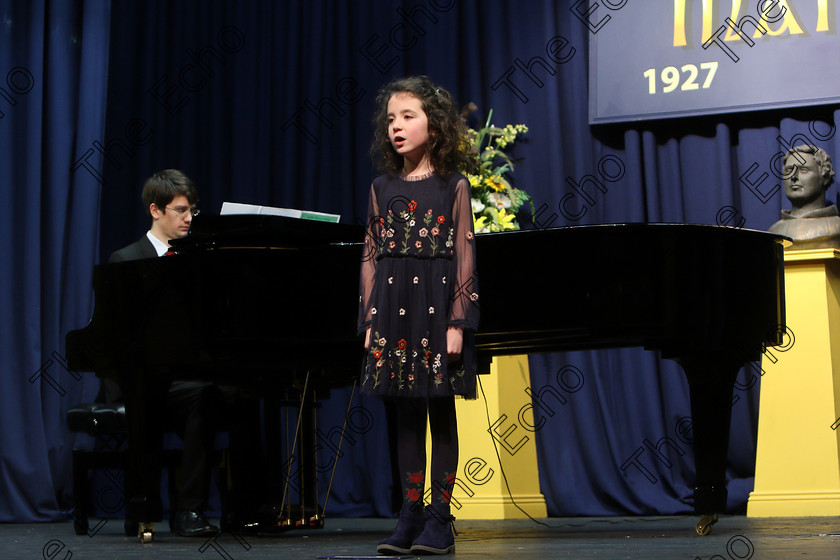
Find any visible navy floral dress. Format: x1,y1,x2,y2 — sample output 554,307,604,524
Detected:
358,172,479,399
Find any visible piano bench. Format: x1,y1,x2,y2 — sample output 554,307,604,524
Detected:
67,402,230,536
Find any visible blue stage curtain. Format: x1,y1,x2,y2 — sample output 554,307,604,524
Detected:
0,0,110,521
3,0,838,521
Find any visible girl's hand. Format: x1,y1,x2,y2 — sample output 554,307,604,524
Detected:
447,327,463,362
364,327,371,349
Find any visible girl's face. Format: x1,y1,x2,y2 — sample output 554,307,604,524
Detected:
386,92,430,162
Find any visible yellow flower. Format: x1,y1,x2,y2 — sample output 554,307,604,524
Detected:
497,208,516,230
468,174,481,188
473,215,488,232
483,175,505,192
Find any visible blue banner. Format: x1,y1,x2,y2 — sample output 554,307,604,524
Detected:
588,1,840,123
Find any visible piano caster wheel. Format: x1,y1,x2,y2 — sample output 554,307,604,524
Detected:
137,522,155,543
695,514,718,536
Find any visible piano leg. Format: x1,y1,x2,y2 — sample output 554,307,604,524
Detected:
122,365,169,543
672,353,741,536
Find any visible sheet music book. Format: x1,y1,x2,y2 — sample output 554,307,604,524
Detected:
220,202,340,223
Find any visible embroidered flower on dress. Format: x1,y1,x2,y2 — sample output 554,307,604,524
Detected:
373,350,382,359
379,337,386,346
389,241,396,249
437,216,445,224
470,292,479,301
409,219,416,227
413,277,419,284
408,200,417,211
415,240,423,249
399,308,406,315
429,307,435,314
426,209,433,215
388,277,393,284
371,307,377,315
398,339,407,349
442,276,446,284
466,231,474,240
419,228,428,237
431,227,439,236
408,373,414,381
421,338,428,347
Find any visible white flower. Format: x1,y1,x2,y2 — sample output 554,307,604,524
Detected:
371,307,377,315
379,337,386,346
413,277,419,284
429,307,435,314
421,338,428,347
488,192,512,209
399,308,406,315
419,228,428,237
409,219,416,227
388,277,393,284
470,292,479,301
442,276,446,284
471,198,485,213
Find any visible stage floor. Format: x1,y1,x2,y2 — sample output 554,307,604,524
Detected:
2,515,839,559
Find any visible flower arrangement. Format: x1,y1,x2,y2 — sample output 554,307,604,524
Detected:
462,109,533,233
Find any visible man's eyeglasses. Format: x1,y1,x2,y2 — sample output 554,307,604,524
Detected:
165,206,200,217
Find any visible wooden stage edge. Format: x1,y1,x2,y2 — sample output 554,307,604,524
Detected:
3,515,839,560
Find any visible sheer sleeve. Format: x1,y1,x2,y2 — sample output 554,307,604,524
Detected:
357,183,379,335
448,177,479,330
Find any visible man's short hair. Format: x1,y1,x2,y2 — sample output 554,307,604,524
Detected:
141,169,198,219
784,144,835,189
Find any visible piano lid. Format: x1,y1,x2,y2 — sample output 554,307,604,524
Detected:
169,213,364,251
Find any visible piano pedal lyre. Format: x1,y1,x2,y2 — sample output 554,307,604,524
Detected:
695,514,718,536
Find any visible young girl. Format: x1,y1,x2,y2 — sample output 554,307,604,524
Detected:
358,76,479,555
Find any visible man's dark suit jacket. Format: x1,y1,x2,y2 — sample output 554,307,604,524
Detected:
100,235,160,402
110,235,158,263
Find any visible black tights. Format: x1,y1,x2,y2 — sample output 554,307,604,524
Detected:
396,397,458,506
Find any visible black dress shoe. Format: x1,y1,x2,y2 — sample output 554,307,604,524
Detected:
170,510,219,537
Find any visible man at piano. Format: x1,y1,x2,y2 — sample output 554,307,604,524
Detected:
108,169,263,537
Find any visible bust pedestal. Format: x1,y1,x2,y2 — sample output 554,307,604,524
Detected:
747,248,840,516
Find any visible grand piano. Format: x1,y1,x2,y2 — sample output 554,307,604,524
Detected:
66,215,787,539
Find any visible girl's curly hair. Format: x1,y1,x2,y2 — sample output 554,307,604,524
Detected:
370,76,473,177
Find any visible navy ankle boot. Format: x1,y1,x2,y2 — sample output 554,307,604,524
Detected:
410,503,456,555
377,501,425,555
